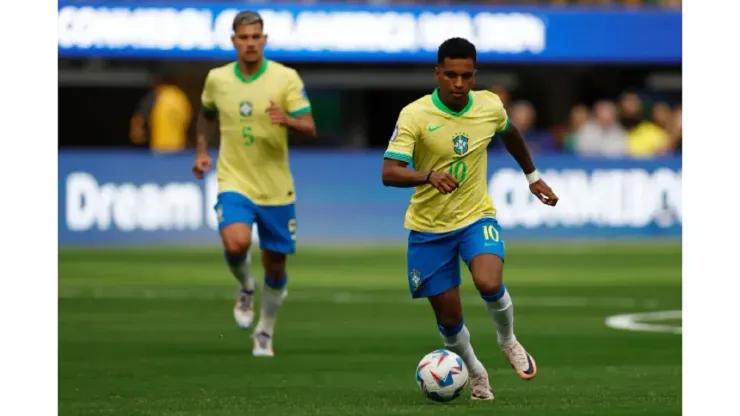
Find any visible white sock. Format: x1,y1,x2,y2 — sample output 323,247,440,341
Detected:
226,250,255,292
483,286,516,346
256,277,288,335
440,324,486,377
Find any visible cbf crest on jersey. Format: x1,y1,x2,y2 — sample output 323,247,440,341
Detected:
452,133,469,155
239,101,253,117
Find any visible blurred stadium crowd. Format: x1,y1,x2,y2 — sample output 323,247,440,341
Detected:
489,87,682,158
132,77,682,160
63,0,681,160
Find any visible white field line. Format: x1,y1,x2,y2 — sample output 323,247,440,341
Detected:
58,287,662,309
605,310,682,334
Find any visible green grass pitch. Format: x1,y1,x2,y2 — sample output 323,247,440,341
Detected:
59,243,681,415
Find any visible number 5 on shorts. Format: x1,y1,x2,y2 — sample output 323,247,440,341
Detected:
483,224,499,242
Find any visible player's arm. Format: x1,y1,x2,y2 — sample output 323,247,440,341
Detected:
382,160,459,194
381,159,429,188
381,113,458,194
279,109,317,139
498,120,559,206
193,72,218,179
269,70,317,138
195,107,218,154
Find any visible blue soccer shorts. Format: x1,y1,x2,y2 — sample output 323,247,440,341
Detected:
214,191,297,254
406,217,505,299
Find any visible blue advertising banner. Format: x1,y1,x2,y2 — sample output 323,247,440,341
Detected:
58,2,681,63
58,150,682,246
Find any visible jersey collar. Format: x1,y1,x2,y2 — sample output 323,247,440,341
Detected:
431,88,473,117
233,59,269,84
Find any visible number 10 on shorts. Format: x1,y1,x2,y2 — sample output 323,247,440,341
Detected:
483,224,500,242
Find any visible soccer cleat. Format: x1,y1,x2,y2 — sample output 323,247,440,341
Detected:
501,340,537,380
233,289,255,330
252,330,274,358
469,366,495,401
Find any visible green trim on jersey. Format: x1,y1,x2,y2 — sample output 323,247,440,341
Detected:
202,104,217,114
289,106,312,117
384,151,413,164
497,117,511,133
233,59,269,84
431,88,474,117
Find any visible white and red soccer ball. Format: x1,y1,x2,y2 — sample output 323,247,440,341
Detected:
415,349,469,402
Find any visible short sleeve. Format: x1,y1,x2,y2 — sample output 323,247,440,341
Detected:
492,94,510,134
285,70,312,117
384,110,418,164
200,70,217,113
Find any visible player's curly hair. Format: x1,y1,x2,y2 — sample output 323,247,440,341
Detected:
437,38,477,64
233,11,264,32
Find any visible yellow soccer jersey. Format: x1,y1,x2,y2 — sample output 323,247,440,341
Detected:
384,89,510,233
201,60,311,206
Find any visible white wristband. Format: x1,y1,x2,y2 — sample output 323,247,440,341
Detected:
526,170,541,184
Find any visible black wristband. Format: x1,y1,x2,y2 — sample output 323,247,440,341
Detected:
426,171,433,183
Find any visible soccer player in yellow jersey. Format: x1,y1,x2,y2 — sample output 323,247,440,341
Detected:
191,11,317,358
382,38,559,401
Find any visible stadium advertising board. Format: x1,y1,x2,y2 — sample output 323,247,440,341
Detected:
58,151,681,245
58,2,681,63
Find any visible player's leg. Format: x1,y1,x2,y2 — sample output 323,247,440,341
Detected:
461,218,537,380
250,203,296,357
216,192,258,329
408,231,494,401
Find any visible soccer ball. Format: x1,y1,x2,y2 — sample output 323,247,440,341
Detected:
415,349,469,402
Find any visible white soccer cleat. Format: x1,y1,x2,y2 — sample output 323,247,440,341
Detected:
233,289,255,330
469,365,495,401
501,340,537,380
252,330,274,357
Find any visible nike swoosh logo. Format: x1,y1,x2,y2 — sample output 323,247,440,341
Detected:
427,125,443,132
523,353,536,375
